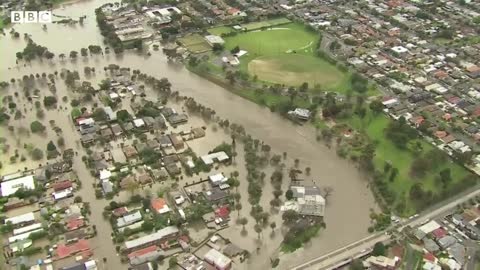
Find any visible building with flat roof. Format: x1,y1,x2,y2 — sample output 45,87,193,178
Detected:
204,248,232,270
1,175,35,197
201,152,229,165
123,226,179,252
117,211,142,228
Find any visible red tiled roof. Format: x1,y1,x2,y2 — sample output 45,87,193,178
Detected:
434,130,448,139
66,218,85,231
57,239,90,259
151,198,168,212
424,253,436,262
432,228,447,239
127,245,158,258
227,8,240,15
112,207,128,217
52,180,72,192
215,206,230,218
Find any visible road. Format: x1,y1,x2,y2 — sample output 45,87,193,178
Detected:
292,185,480,270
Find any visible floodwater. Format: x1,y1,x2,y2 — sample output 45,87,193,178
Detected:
0,0,377,269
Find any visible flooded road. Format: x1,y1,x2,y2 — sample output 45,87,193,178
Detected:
0,0,377,269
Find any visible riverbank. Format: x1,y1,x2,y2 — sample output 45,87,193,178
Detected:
187,57,477,217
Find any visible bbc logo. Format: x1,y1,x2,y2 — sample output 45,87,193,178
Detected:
11,11,52,24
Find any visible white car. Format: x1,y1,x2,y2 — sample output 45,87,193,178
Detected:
174,195,185,205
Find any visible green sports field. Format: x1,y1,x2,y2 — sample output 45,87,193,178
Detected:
223,22,350,91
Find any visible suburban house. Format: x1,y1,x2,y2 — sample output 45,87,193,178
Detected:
1,174,35,197
150,198,171,214
204,248,232,270
123,226,179,253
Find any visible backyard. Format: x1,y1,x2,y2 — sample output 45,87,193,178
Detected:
221,22,351,91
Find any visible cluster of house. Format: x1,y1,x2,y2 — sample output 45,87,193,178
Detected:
283,0,480,164
101,3,185,43
411,219,471,269
0,170,99,269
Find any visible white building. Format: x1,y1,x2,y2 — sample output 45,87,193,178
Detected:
117,211,142,228
5,212,35,226
281,185,325,216
1,175,35,197
201,152,229,165
204,248,232,270
208,173,228,186
205,35,225,46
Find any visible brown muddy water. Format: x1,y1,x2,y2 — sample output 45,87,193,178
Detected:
0,0,378,268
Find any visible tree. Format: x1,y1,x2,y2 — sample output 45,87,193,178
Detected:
69,50,78,59
92,108,108,121
369,99,384,114
31,148,44,160
235,203,242,216
116,110,132,122
323,186,334,201
285,189,293,200
439,168,452,188
168,256,177,269
43,96,57,107
372,242,386,256
282,210,299,226
46,141,57,152
30,121,46,133
270,222,276,231
254,224,262,239
239,217,248,230
80,48,88,57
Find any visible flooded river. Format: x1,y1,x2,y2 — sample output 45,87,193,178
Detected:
0,0,377,269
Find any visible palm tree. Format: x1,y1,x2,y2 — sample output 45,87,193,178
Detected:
239,217,248,231
294,158,300,168
305,167,311,175
254,224,262,239
235,203,242,217
270,222,276,231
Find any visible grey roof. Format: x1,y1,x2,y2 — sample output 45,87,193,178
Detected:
102,180,114,194
447,243,465,265
423,238,440,253
61,263,86,270
438,235,457,249
414,229,426,240
204,187,229,202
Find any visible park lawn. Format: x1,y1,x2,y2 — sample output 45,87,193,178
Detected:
222,23,351,92
346,112,471,215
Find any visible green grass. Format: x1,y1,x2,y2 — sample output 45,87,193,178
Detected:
178,34,211,53
207,26,233,36
345,111,471,215
222,22,351,91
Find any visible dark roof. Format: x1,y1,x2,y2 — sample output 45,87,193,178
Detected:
61,263,86,270
204,187,229,201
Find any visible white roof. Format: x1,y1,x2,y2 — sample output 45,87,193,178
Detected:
419,220,441,234
133,118,145,127
78,118,95,126
104,106,116,120
205,35,225,44
5,212,35,225
124,226,179,249
99,169,112,180
109,92,120,99
391,46,409,53
117,211,142,228
209,173,228,184
201,151,229,165
8,228,43,243
1,175,35,197
52,188,73,201
13,223,42,236
204,248,232,268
